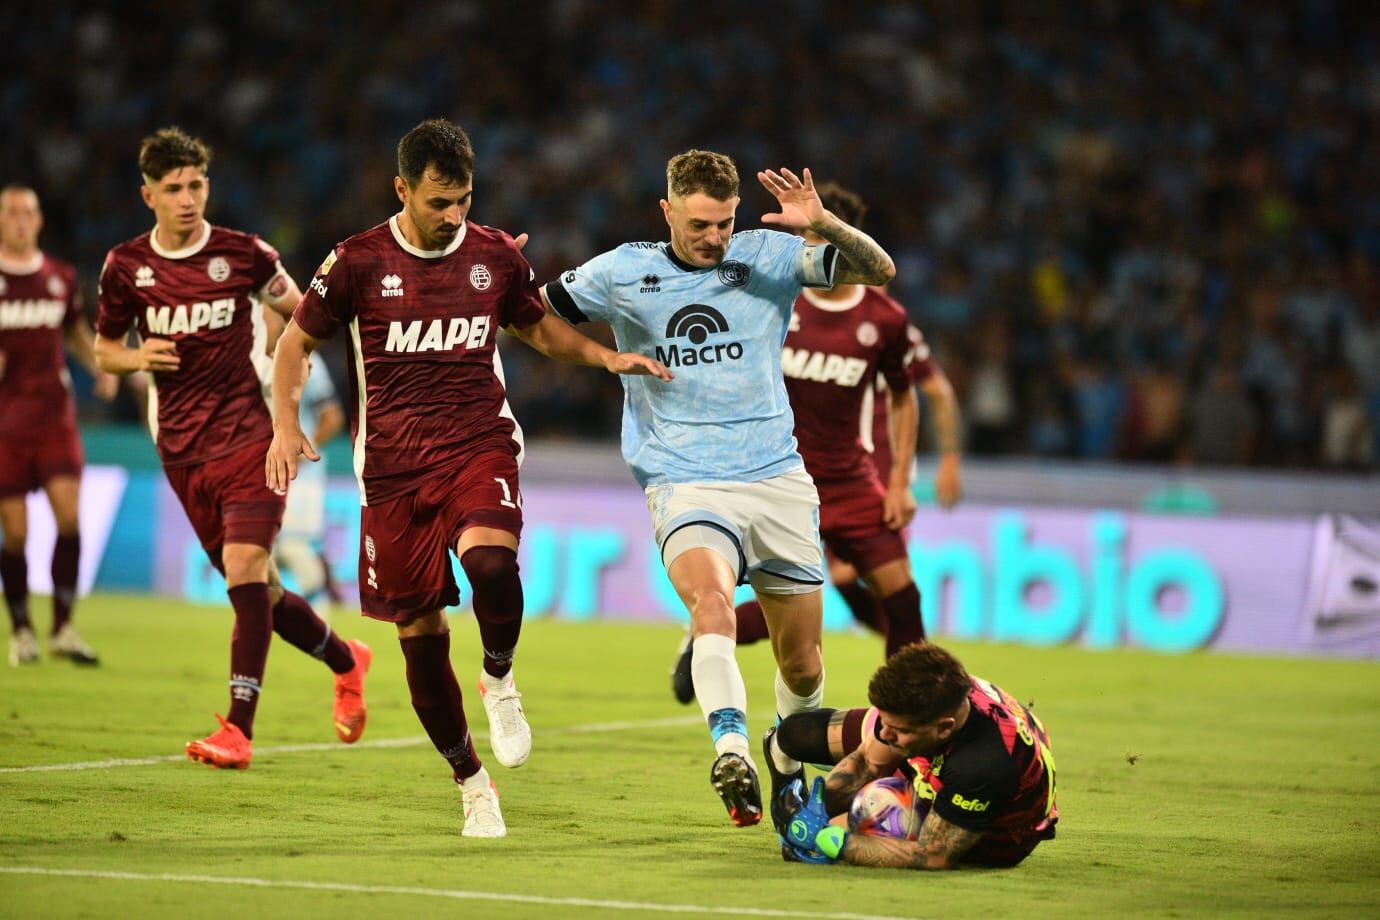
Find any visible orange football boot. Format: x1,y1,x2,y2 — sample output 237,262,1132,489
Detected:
186,714,252,769
333,639,372,743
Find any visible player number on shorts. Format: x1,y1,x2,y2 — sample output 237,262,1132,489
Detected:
495,477,520,509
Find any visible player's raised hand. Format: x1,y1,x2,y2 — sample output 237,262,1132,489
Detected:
265,425,320,495
758,167,827,232
512,232,529,251
139,338,181,372
605,351,674,381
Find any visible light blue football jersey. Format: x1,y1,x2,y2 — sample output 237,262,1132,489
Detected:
546,230,837,487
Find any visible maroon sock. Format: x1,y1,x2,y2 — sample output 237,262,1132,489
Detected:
460,546,524,680
50,533,80,634
400,632,481,780
880,583,925,657
226,583,273,739
272,590,355,674
734,600,771,645
837,580,887,637
0,548,31,633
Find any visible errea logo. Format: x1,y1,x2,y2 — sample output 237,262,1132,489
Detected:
381,274,404,297
640,274,661,294
135,265,156,288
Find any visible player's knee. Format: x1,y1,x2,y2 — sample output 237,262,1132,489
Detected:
459,545,518,588
221,544,270,586
777,644,823,692
690,587,735,632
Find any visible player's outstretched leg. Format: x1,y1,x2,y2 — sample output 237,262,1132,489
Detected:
400,626,506,837
462,545,531,768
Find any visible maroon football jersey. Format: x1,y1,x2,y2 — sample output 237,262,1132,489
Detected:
0,252,81,439
782,286,911,482
96,222,284,468
868,322,937,481
293,216,546,505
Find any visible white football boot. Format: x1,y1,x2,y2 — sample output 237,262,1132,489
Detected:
478,670,531,767
460,769,507,838
9,627,39,666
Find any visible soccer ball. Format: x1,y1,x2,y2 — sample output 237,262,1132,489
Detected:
847,776,922,840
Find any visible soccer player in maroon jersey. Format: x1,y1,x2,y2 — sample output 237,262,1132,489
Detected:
93,128,371,770
670,184,963,699
772,643,1058,869
0,185,116,667
266,119,670,837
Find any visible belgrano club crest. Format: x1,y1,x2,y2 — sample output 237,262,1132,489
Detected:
469,263,492,291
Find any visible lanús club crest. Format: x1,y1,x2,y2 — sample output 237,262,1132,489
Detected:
469,263,492,291
856,321,879,347
207,256,230,283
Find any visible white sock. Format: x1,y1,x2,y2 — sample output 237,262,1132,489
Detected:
771,669,824,774
479,668,515,691
692,633,752,762
460,765,492,794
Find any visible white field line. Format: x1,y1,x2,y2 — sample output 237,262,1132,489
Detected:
0,715,702,775
0,867,921,920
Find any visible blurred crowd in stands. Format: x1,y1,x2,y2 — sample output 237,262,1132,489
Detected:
6,0,1379,469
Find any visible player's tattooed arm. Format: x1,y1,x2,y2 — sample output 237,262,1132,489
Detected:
841,809,983,870
811,214,896,286
823,749,883,816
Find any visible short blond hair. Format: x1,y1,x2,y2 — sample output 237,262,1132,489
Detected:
666,149,739,200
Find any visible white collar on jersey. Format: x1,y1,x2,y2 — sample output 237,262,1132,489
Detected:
0,250,44,275
801,285,866,312
149,220,212,260
389,213,467,258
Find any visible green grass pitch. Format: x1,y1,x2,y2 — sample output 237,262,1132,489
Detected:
2,594,1378,918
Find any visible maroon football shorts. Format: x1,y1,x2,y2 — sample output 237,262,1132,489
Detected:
357,447,524,623
815,475,908,575
0,421,84,498
164,438,284,554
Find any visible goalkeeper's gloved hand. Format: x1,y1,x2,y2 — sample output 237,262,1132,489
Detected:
781,777,848,863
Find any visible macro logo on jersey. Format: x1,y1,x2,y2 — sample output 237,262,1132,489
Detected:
717,260,750,287
655,304,743,368
381,273,404,297
384,315,493,354
144,299,237,335
469,264,492,291
135,265,156,288
0,299,65,329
